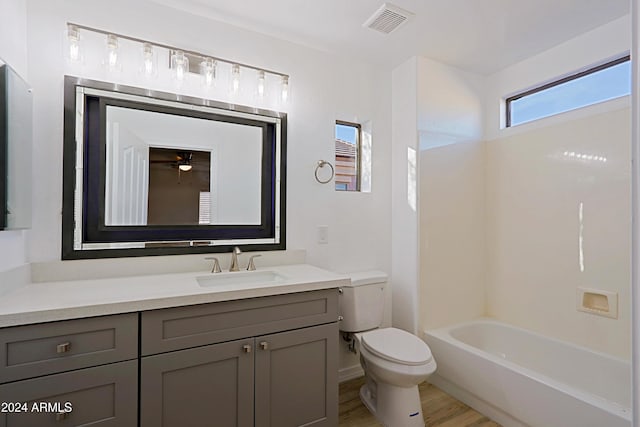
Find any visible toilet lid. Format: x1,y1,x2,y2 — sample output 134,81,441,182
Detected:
361,328,433,366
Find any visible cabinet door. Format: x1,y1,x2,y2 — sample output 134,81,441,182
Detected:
255,323,338,427
140,338,254,427
0,360,137,427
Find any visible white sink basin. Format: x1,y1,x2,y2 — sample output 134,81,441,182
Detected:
196,270,287,287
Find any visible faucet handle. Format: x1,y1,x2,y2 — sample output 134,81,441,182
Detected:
205,257,221,273
247,254,262,271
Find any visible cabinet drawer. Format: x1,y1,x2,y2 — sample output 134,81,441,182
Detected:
0,313,138,384
142,289,338,355
0,360,137,427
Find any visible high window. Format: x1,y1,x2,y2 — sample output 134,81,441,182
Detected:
506,55,631,127
335,121,361,191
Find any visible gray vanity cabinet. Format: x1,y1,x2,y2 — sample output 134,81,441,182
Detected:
140,289,339,427
255,323,338,427
140,323,338,427
1,288,339,427
140,338,255,427
0,314,138,427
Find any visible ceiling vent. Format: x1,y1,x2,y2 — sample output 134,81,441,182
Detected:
363,3,414,34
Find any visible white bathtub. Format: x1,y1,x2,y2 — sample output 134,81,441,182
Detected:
424,319,631,427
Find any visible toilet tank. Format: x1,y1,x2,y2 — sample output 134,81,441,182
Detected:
339,271,387,332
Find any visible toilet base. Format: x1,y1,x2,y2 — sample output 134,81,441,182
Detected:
359,378,425,427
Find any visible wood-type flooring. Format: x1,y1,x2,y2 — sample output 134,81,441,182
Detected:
339,376,501,427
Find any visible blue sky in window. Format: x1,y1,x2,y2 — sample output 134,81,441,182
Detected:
336,124,357,144
511,60,631,126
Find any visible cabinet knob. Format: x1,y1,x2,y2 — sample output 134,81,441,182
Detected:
55,412,68,421
243,344,252,353
56,342,71,354
260,341,269,350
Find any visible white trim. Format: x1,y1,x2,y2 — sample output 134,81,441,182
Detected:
80,238,278,250
82,87,279,123
487,95,630,142
73,90,85,250
339,364,364,383
428,374,525,427
631,1,639,426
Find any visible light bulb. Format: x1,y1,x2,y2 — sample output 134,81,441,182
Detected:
257,70,265,98
281,75,289,102
107,34,118,70
179,164,192,172
171,50,189,82
200,58,216,88
232,64,240,93
142,43,156,77
67,25,80,62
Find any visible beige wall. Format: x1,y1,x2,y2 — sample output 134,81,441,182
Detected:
416,57,486,332
485,105,631,359
420,140,486,329
417,17,631,360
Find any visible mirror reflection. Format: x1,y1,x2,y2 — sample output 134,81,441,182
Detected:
105,106,262,227
0,63,32,230
148,148,211,226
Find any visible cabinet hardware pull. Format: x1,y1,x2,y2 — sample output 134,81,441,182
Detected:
260,341,269,350
56,342,71,353
55,411,68,421
243,344,252,353
338,288,343,294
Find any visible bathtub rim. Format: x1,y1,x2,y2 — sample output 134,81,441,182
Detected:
424,317,631,421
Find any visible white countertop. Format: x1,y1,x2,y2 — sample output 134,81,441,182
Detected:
0,264,349,327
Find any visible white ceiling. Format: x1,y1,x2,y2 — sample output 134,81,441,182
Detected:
149,0,629,74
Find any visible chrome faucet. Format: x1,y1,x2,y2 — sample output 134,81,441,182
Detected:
229,246,242,271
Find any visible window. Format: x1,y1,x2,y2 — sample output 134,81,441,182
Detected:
335,121,361,191
506,55,631,127
198,191,211,224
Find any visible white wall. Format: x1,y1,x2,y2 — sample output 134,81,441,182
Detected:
24,0,391,373
25,0,391,271
391,57,419,334
0,0,28,76
483,16,632,359
0,0,29,272
417,57,486,331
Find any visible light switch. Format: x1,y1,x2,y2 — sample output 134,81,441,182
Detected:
317,225,329,244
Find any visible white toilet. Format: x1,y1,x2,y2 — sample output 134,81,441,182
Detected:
340,271,436,427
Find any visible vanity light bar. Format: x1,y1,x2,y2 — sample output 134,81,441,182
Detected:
66,23,290,97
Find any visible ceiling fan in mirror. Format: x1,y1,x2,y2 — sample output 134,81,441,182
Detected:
148,149,210,178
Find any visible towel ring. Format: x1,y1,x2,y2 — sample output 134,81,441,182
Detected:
314,160,335,184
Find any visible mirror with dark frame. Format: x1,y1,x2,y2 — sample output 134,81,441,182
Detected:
62,76,286,259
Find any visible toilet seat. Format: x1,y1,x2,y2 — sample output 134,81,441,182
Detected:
361,327,432,366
